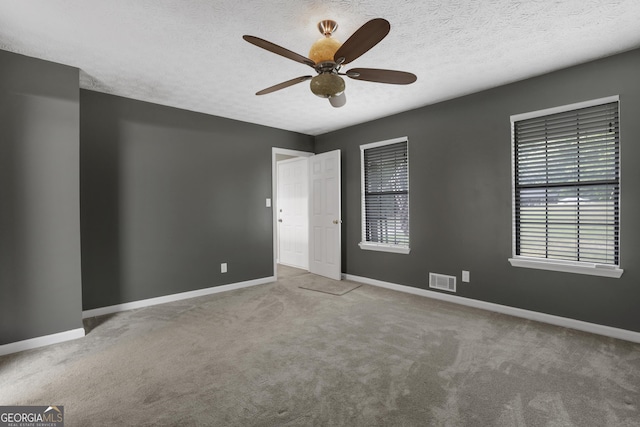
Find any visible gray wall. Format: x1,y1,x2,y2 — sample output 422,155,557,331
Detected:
3,45,638,345
315,48,640,333
80,91,313,310
0,50,83,344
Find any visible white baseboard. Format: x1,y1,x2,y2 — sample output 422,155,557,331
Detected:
83,276,276,318
344,274,640,344
0,328,86,357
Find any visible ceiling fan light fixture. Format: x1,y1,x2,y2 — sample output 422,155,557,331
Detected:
329,92,346,108
310,74,345,98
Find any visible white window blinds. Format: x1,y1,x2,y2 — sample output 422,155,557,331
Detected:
513,100,620,266
361,139,409,249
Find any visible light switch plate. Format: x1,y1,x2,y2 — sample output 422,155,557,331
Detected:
462,270,470,282
221,263,227,273
266,198,271,207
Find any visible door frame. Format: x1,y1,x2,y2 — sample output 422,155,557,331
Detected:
272,147,314,278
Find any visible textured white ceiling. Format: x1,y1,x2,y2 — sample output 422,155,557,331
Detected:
1,0,640,136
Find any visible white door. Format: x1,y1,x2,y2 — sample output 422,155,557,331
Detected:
277,157,309,269
309,150,341,280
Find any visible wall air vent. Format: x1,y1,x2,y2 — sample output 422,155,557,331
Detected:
429,273,456,292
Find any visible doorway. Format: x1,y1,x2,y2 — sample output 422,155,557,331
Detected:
272,148,313,278
277,156,309,270
272,148,342,281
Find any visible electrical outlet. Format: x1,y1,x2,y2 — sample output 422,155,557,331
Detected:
462,270,470,283
221,263,227,273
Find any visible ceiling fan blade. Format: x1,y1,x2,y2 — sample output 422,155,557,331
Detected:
255,76,313,95
243,35,315,67
346,68,417,84
333,18,390,65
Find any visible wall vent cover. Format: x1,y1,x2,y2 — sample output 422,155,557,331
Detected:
429,273,456,292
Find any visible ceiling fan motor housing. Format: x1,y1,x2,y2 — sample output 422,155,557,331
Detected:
309,36,341,64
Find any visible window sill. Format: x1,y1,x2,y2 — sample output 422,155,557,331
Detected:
359,242,410,254
508,257,623,278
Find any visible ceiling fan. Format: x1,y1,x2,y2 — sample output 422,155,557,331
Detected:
243,18,417,107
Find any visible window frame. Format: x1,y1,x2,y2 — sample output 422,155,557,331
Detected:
359,137,410,254
508,96,623,278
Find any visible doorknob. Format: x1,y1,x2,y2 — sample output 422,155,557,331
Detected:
332,219,341,224
278,219,283,222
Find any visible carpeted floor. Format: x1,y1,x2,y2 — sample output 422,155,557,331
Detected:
1,265,639,426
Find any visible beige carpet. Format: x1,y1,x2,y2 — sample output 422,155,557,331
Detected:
1,265,639,426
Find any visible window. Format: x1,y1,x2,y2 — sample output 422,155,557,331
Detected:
509,96,622,278
359,137,410,254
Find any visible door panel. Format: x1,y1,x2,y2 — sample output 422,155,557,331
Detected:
309,150,341,280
